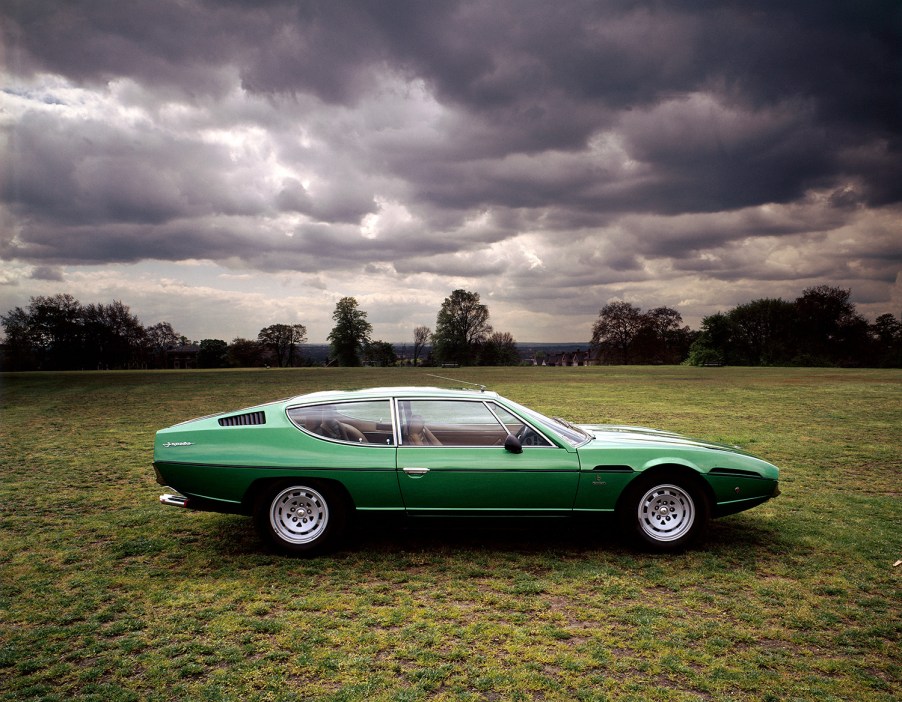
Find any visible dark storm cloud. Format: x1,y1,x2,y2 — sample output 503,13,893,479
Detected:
29,265,63,281
9,3,900,166
2,0,900,316
3,111,248,226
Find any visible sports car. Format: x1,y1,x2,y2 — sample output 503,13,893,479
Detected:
154,386,780,554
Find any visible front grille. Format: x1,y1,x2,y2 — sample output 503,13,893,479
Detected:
218,411,266,427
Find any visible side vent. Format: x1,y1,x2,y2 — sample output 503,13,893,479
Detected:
218,411,266,427
592,465,634,472
709,467,760,478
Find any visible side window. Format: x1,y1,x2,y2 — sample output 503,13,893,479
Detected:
490,404,553,447
400,400,508,447
287,401,394,445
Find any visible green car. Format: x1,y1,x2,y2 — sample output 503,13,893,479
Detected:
154,386,780,554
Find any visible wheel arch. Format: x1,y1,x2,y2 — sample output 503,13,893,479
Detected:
242,475,356,515
616,461,715,515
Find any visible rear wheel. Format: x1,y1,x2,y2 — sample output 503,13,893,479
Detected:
619,474,708,551
254,481,345,555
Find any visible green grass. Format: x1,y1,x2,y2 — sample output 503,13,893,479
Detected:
1,366,900,701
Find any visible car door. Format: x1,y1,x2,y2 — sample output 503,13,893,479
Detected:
395,398,580,513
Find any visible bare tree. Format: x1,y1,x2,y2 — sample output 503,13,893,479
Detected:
412,325,430,366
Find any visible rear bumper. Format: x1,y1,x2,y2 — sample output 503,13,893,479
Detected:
158,490,249,515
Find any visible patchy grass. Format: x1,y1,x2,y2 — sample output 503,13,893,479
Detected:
1,366,900,701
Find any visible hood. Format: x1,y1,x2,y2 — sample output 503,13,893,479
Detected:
576,424,754,456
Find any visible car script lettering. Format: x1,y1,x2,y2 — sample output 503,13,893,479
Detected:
163,441,194,447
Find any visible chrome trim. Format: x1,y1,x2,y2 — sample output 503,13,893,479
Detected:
160,493,189,508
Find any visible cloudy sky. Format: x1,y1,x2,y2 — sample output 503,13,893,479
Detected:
2,1,900,344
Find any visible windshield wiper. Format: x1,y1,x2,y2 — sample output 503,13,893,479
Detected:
552,416,590,437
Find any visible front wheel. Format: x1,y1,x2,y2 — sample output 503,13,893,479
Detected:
254,481,345,555
618,475,708,551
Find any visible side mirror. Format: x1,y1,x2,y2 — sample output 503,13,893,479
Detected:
504,434,523,454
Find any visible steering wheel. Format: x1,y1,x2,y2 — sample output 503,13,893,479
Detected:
516,425,543,446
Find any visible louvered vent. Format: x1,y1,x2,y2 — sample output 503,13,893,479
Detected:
218,411,266,427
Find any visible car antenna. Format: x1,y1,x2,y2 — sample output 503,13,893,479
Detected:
426,374,486,392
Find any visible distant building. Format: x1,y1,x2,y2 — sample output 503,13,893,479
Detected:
541,349,591,366
167,345,199,369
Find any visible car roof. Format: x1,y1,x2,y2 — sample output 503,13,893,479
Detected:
286,386,500,404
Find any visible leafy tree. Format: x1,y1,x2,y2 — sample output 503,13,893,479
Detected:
364,340,397,367
28,294,84,369
687,312,735,366
794,286,868,365
481,331,520,365
729,298,797,365
198,339,229,368
145,322,182,368
1,294,148,370
432,289,492,366
686,287,885,367
228,338,265,367
82,300,147,369
871,313,902,367
328,297,372,366
633,307,692,364
0,305,37,370
591,301,643,364
412,325,430,366
688,300,795,366
257,323,307,367
872,313,901,344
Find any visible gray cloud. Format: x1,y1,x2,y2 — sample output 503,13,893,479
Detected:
29,265,64,281
2,0,900,339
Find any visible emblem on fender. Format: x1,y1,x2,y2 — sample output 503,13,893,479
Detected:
163,441,194,447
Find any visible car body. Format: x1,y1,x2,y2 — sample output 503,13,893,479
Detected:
154,386,780,554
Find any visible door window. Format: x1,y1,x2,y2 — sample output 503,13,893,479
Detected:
399,400,508,446
489,403,553,447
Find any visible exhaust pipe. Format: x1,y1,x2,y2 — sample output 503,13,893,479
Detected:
159,493,189,508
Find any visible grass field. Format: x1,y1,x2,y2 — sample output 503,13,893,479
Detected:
1,366,900,701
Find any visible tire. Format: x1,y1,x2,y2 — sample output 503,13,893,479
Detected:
618,474,709,551
254,480,346,555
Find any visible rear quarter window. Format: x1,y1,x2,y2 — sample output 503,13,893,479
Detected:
287,400,394,445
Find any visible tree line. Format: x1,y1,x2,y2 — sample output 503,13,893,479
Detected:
2,285,899,371
590,285,901,368
1,294,177,371
0,289,518,371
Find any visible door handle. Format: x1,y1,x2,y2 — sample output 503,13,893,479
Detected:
402,466,430,476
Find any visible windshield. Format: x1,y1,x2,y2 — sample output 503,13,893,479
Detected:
502,399,592,447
